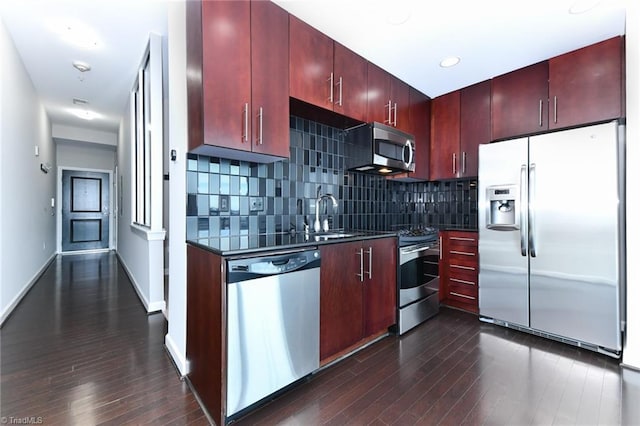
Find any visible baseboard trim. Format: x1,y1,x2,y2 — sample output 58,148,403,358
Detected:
165,333,188,377
115,252,164,314
0,253,57,327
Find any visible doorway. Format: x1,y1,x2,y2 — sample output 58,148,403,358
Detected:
60,169,111,252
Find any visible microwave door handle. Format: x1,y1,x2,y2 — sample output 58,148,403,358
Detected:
403,140,414,167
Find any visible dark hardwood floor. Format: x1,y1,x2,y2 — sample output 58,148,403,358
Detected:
2,252,640,425
0,252,208,425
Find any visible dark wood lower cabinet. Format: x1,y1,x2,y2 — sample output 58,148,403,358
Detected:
439,231,479,314
320,237,397,363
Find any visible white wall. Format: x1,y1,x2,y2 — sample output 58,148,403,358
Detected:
56,140,116,170
0,18,56,325
623,3,640,370
165,0,188,376
115,34,166,314
52,124,117,147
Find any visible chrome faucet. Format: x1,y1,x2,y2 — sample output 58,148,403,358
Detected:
314,187,338,233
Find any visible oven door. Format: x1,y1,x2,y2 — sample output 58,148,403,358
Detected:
398,242,439,308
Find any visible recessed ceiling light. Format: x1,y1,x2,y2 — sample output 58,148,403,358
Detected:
72,61,91,72
440,56,460,68
73,98,89,105
386,5,411,25
69,108,100,121
569,0,600,14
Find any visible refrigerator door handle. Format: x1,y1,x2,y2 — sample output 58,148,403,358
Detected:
520,164,527,256
529,163,537,257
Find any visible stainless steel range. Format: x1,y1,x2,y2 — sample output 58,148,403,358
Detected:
395,226,440,334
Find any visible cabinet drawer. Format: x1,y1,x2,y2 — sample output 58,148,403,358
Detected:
447,268,478,285
447,255,478,270
446,232,477,247
447,283,477,302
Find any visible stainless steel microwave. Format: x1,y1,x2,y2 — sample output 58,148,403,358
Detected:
344,122,416,174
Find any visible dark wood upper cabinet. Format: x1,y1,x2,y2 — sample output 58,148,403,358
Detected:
392,87,431,181
548,36,623,130
289,16,334,110
491,61,549,141
390,76,411,130
430,90,460,181
333,42,368,122
187,0,289,160
459,80,491,177
366,62,390,125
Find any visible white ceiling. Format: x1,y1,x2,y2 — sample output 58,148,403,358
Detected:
0,0,627,135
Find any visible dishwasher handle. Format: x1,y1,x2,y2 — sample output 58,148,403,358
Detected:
228,249,321,283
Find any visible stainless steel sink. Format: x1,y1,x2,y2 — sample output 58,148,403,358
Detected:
313,232,361,241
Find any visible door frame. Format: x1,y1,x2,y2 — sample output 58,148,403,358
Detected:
57,166,115,254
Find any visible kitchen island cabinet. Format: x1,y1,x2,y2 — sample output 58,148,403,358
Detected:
320,237,396,363
186,0,289,161
439,231,479,314
289,16,368,122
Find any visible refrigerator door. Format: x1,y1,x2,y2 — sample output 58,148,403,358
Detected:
528,121,621,350
478,137,530,326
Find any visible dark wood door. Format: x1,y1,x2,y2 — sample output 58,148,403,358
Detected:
363,238,397,337
289,15,334,110
459,80,491,177
408,87,431,180
62,170,109,252
430,90,460,180
201,0,251,150
333,42,368,121
390,75,410,130
250,0,289,157
320,241,363,361
549,36,623,130
491,61,549,140
366,62,390,125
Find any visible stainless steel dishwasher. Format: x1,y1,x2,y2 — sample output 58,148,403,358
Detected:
226,248,321,417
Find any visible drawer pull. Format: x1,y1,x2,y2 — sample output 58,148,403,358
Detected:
451,264,475,271
450,250,475,256
450,237,476,242
451,278,476,286
450,291,476,300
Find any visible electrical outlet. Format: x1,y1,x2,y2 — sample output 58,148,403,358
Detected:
250,197,264,212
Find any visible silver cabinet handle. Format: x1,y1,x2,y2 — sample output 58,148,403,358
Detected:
385,100,392,125
451,278,476,286
553,96,558,124
356,248,364,282
520,164,527,257
451,264,476,271
462,151,467,175
365,247,372,279
450,291,476,300
450,236,475,242
439,236,443,260
393,102,397,127
335,76,343,106
450,250,475,256
452,153,457,175
328,73,334,103
257,107,263,145
243,103,249,143
529,163,537,257
538,99,543,127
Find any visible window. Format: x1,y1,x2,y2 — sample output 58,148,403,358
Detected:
131,34,162,229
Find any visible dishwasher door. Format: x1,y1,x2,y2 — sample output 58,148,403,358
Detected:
226,249,321,417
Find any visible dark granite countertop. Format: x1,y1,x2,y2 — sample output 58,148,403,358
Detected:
439,227,478,232
187,230,397,257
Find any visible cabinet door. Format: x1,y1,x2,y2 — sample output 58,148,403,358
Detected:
549,36,623,130
333,42,368,122
320,241,364,361
459,80,491,177
363,238,397,337
250,1,289,157
289,16,334,110
407,87,431,180
390,76,411,130
201,1,251,150
491,61,548,140
366,62,391,125
430,91,460,180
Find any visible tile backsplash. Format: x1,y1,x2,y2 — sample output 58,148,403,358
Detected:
186,116,477,241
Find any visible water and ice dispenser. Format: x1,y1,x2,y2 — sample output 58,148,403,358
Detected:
486,185,519,230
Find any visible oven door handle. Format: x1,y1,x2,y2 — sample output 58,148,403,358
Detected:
400,245,436,255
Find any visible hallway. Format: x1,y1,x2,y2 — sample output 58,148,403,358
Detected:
0,252,207,424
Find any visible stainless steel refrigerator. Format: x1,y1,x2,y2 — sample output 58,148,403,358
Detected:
478,121,625,357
